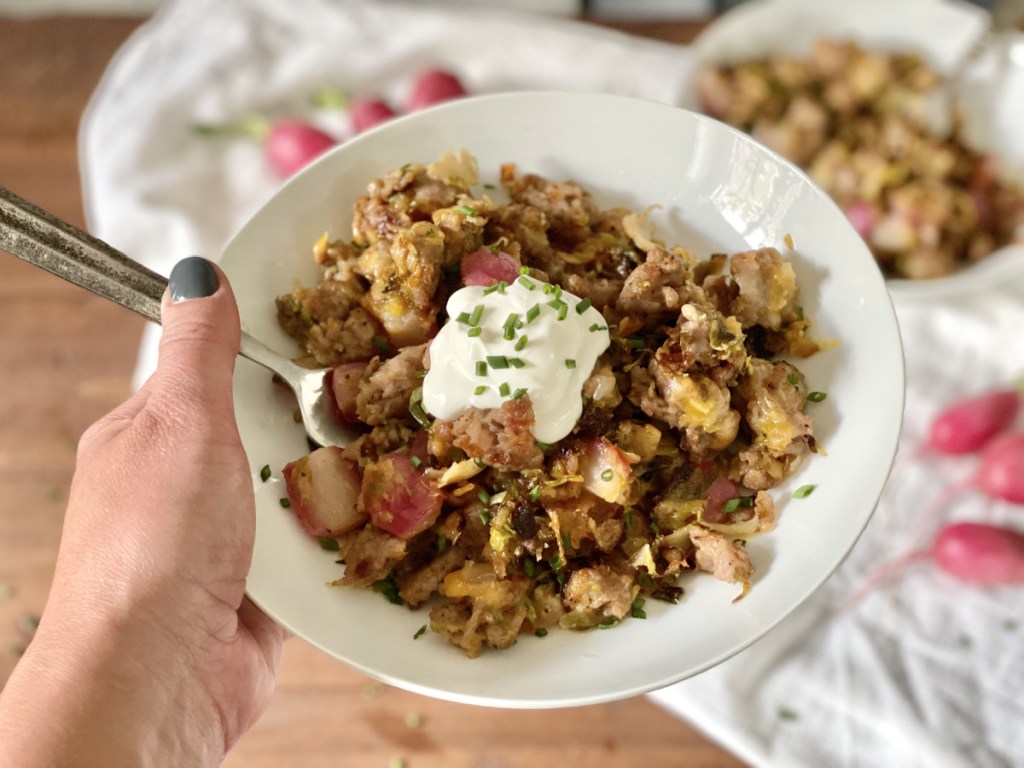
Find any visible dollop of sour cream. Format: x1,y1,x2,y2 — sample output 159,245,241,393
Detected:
422,275,611,444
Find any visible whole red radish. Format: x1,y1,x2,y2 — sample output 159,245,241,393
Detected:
845,521,1024,607
928,389,1020,455
407,68,466,111
349,98,396,134
265,120,336,178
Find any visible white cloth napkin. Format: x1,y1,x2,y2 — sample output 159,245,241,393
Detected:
79,1,1024,766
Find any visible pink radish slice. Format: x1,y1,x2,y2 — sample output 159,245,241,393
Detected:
460,249,521,287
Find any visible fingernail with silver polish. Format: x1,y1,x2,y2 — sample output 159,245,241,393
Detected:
169,256,218,303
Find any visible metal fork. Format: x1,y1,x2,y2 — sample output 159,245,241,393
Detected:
0,185,349,448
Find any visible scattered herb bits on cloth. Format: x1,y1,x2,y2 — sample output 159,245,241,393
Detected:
273,149,828,656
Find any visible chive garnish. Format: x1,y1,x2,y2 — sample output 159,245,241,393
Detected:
794,306,805,320
600,468,613,481
371,335,391,353
410,455,423,468
513,387,528,400
468,304,484,326
474,385,488,395
459,205,478,216
318,536,340,551
589,323,608,332
508,357,525,368
628,337,645,349
518,265,530,275
534,628,548,637
526,304,541,324
412,370,425,378
787,373,799,385
575,297,592,314
529,485,541,502
517,275,536,290
483,281,507,295
808,391,827,402
476,361,487,376
480,509,491,525
499,382,511,397
523,558,535,577
478,489,491,504
456,311,472,325
413,625,427,639
259,464,271,482
794,484,816,498
514,335,528,351
467,326,482,337
565,359,576,369
557,304,568,321
408,387,430,428
279,498,291,508
487,355,510,369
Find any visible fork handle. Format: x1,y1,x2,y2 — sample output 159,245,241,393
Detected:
0,186,166,323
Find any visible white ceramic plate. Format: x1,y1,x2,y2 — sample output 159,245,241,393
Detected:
221,91,904,708
684,0,1024,301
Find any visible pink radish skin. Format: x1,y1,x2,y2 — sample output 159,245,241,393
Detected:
407,69,466,111
349,98,396,133
265,120,336,178
928,389,1020,455
931,522,1024,583
845,522,1024,607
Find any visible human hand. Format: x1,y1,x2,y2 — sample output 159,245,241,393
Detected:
0,257,286,768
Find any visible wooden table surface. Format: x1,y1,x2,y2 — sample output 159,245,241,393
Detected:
0,14,745,768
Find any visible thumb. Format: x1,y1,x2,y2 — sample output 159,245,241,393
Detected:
154,256,241,417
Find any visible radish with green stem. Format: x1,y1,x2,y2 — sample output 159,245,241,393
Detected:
845,522,1024,607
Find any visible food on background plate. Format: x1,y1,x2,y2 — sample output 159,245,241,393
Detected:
274,149,827,657
697,39,1024,280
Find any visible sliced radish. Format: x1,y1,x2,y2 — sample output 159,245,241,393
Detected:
361,452,444,539
461,248,520,287
283,446,365,537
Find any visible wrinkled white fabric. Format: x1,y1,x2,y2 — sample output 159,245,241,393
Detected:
79,1,1024,766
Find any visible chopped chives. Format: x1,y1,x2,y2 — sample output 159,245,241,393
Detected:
410,455,423,468
787,373,799,385
475,361,487,376
628,337,645,349
526,304,541,324
412,370,425,378
519,265,530,275
557,304,568,321
467,326,482,337
514,335,528,351
808,391,827,403
565,359,576,369
513,387,528,400
722,498,741,515
529,485,541,502
483,281,507,295
478,489,491,504
484,183,496,190
456,311,472,325
794,306,805,320
459,205,478,216
547,298,566,312
523,558,535,577
474,385,488,395
794,484,816,498
534,628,548,638
508,357,525,368
589,323,608,332
480,509,490,525
600,468,613,481
468,304,484,326
318,536,340,551
259,464,271,482
487,355,510,369
413,625,427,639
517,275,536,290
503,327,516,341
279,498,291,508
543,283,555,295
575,297,592,314
499,382,510,397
